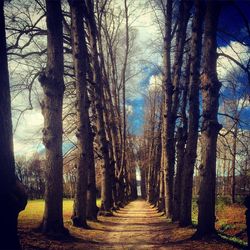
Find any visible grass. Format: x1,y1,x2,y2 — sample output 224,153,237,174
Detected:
219,233,248,247
19,197,247,246
19,199,101,223
191,197,247,245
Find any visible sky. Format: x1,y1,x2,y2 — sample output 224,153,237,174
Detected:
6,0,250,157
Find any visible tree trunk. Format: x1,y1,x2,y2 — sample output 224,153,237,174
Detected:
84,0,112,214
95,10,122,208
0,2,27,248
162,0,173,219
173,127,186,221
86,136,99,220
167,0,192,220
195,0,222,238
173,55,189,222
153,121,162,206
38,0,67,235
231,126,238,203
179,0,204,227
69,0,94,228
119,0,129,205
140,167,147,199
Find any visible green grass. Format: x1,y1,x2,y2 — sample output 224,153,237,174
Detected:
219,233,248,247
191,196,232,225
19,199,101,222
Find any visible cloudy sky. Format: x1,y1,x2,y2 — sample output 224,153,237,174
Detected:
7,0,250,157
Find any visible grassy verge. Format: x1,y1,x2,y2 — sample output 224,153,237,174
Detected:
19,199,101,223
192,197,247,245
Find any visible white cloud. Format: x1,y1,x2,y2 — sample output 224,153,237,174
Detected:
13,109,43,156
148,74,162,92
238,97,250,110
217,41,249,80
126,104,134,115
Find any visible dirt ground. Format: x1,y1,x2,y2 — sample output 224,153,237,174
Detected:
19,200,242,249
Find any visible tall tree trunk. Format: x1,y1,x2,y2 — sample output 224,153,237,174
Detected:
69,0,93,228
140,167,147,199
82,44,99,220
84,0,112,214
38,0,67,235
152,120,162,206
147,94,157,203
195,0,222,238
0,1,27,248
95,10,122,208
231,126,238,203
156,102,164,212
179,0,204,227
162,0,173,219
173,55,190,222
86,135,99,220
119,0,130,204
167,0,192,219
173,127,186,221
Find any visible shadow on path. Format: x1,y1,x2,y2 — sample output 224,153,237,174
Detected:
19,200,240,249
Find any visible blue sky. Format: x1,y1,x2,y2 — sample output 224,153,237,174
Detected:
126,0,250,135
10,0,250,156
127,65,161,135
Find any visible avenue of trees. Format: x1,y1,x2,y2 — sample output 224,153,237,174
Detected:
139,0,250,239
0,0,249,249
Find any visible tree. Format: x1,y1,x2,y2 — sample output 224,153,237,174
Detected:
38,0,67,235
173,55,189,222
194,0,222,238
161,0,173,218
179,0,204,226
0,1,27,248
84,0,113,214
69,0,95,228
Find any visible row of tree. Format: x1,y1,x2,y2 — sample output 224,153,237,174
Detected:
1,0,140,247
1,0,249,247
140,0,249,239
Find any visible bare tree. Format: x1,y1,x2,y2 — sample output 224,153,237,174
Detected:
84,0,113,214
69,0,95,228
0,1,27,248
38,0,67,236
161,0,173,218
179,0,204,226
194,0,222,238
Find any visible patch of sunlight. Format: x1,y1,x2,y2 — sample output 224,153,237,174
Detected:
19,199,101,221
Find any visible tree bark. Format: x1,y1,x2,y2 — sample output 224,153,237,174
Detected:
38,0,67,235
179,0,204,227
84,0,112,214
173,55,190,222
162,0,173,219
167,0,192,220
231,126,238,203
195,0,222,238
0,1,27,248
69,0,94,228
120,0,129,194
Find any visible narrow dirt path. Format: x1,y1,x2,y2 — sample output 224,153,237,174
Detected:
20,200,239,249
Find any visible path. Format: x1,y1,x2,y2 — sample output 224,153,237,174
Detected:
72,200,238,249
20,200,239,249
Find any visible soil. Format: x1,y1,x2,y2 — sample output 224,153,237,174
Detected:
19,200,241,249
